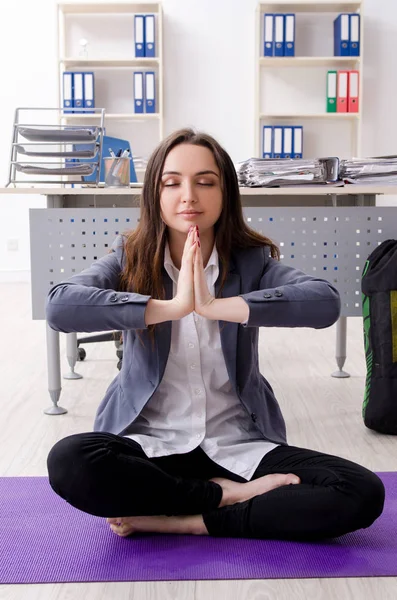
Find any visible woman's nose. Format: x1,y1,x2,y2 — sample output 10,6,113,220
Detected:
181,180,197,202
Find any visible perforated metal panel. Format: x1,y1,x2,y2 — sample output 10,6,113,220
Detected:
30,207,397,320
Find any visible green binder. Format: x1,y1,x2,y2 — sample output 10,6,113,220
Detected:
327,70,337,113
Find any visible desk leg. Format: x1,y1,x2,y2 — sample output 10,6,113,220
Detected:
45,323,67,415
332,316,350,378
64,333,83,380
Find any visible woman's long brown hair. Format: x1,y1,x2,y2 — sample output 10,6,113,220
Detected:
119,128,279,342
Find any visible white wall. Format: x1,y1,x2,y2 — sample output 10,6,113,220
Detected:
0,0,396,278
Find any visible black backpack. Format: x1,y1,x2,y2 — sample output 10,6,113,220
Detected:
362,239,397,434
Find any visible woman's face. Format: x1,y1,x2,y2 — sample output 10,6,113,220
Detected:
159,143,223,235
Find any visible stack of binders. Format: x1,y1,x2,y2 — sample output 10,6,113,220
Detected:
326,70,359,113
334,13,360,56
134,14,156,57
133,71,156,114
262,125,303,159
263,14,295,57
63,72,95,114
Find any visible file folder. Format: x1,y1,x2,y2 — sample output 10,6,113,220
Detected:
83,72,95,113
274,14,284,57
145,14,155,57
73,72,84,110
133,71,144,113
63,72,73,113
145,71,156,113
282,126,293,158
334,14,349,56
350,14,360,56
292,126,303,158
264,14,274,57
337,70,348,112
262,125,273,158
273,126,283,159
284,14,295,57
326,70,337,113
348,70,359,113
134,15,145,57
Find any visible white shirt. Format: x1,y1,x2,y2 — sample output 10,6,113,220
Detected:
124,241,278,481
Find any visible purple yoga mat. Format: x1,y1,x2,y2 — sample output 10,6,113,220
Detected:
0,473,396,583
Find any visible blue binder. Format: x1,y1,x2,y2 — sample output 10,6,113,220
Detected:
133,72,144,113
73,72,84,110
284,14,295,57
63,72,73,113
134,15,145,57
282,126,293,158
78,135,137,184
273,126,283,159
292,126,303,159
349,14,360,56
145,14,155,57
263,14,274,57
144,71,156,113
274,14,285,57
334,14,350,56
83,72,95,113
262,125,273,158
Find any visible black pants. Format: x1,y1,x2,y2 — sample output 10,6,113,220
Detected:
47,432,385,541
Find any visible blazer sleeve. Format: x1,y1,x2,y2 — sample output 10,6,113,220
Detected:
45,235,151,333
239,247,341,329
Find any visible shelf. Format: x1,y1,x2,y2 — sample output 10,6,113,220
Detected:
260,57,360,67
60,113,161,121
259,1,361,12
60,58,159,68
59,2,161,14
260,113,360,120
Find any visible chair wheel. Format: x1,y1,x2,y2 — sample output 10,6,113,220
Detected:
117,359,122,371
116,349,123,359
77,347,86,361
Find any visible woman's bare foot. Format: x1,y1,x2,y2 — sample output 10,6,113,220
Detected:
209,473,301,508
106,514,208,537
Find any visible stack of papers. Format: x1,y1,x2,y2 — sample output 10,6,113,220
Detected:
236,157,339,187
340,156,397,185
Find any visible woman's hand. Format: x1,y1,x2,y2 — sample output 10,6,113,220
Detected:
172,226,198,317
193,226,216,316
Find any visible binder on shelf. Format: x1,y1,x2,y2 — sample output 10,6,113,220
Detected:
284,14,295,57
326,70,337,113
145,14,155,57
134,15,145,57
263,14,274,57
145,71,156,113
83,72,95,113
337,70,348,112
282,126,293,158
133,71,144,113
273,126,283,159
73,72,84,110
334,14,350,56
348,70,359,113
274,14,284,57
262,125,273,158
292,126,303,158
350,14,360,56
63,72,73,113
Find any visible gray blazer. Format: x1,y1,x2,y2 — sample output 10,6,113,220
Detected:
46,235,341,446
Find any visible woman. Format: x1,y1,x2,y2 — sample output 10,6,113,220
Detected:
46,128,385,541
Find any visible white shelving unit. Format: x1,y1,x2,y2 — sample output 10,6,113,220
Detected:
57,1,163,180
255,0,363,159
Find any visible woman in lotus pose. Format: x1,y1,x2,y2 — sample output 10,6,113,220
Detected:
46,128,384,540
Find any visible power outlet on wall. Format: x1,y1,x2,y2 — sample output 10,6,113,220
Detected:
7,239,19,252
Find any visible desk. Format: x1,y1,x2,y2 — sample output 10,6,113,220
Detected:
2,185,397,415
